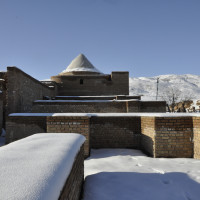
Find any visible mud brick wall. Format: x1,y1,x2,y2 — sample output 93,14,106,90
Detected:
154,117,193,158
140,101,166,113
0,93,3,132
32,101,128,113
47,116,90,157
59,145,84,200
6,67,55,114
141,117,156,156
6,116,47,144
90,117,141,148
193,117,200,159
51,71,129,96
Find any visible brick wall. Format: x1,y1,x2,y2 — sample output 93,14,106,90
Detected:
51,71,129,96
32,101,128,113
6,114,200,159
141,116,194,158
0,93,3,132
6,67,55,114
193,117,200,159
90,117,141,149
6,116,46,144
47,116,90,157
59,145,84,200
154,117,193,158
140,101,166,112
141,117,156,156
32,100,166,113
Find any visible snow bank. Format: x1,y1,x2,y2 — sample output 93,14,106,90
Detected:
83,149,200,200
0,133,85,200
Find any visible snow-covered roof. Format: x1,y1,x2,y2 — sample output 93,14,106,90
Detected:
0,133,85,200
60,54,102,75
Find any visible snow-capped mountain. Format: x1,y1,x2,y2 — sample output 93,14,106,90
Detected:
129,74,200,106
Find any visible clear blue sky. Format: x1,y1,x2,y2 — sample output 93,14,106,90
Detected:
0,0,200,80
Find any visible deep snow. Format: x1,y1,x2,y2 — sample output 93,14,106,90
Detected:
0,133,85,200
83,149,200,200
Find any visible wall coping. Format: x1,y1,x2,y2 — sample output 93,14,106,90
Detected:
9,113,200,117
0,133,85,200
34,99,140,103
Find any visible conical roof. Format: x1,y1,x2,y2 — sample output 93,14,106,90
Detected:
59,54,102,75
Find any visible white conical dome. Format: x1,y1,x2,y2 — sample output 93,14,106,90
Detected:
59,54,102,75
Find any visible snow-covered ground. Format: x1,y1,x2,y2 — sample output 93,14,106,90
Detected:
83,149,200,200
129,74,200,107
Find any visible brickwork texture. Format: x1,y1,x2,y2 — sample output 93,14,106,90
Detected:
59,145,84,200
47,116,90,157
90,117,141,149
6,67,55,114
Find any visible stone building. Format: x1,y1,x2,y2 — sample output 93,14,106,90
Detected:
51,54,129,96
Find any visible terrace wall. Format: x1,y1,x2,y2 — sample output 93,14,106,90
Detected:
0,93,3,132
141,117,156,156
59,145,84,200
154,117,193,158
32,101,128,113
32,100,166,113
6,114,200,159
90,116,141,148
6,116,46,143
6,67,55,114
193,117,200,159
47,116,90,157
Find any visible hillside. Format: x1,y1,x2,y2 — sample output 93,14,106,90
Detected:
129,74,200,109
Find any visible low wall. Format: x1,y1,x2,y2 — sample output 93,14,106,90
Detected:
32,101,128,113
59,145,84,200
6,67,55,114
32,100,166,113
193,117,200,159
6,116,46,143
47,116,90,157
90,116,141,148
0,133,85,200
141,117,155,156
6,113,200,159
0,92,3,132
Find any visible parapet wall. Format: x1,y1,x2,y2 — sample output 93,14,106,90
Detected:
0,93,3,132
59,145,84,200
141,117,193,158
6,67,55,114
6,113,200,159
193,117,200,159
51,71,129,96
32,100,166,113
90,116,141,148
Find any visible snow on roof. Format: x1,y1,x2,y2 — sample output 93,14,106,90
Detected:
60,54,102,74
9,113,200,117
0,133,85,200
34,99,139,103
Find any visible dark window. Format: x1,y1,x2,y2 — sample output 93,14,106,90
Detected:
80,79,83,84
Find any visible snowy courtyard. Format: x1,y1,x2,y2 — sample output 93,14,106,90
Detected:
83,149,200,200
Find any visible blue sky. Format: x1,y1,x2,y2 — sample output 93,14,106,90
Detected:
0,0,200,80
